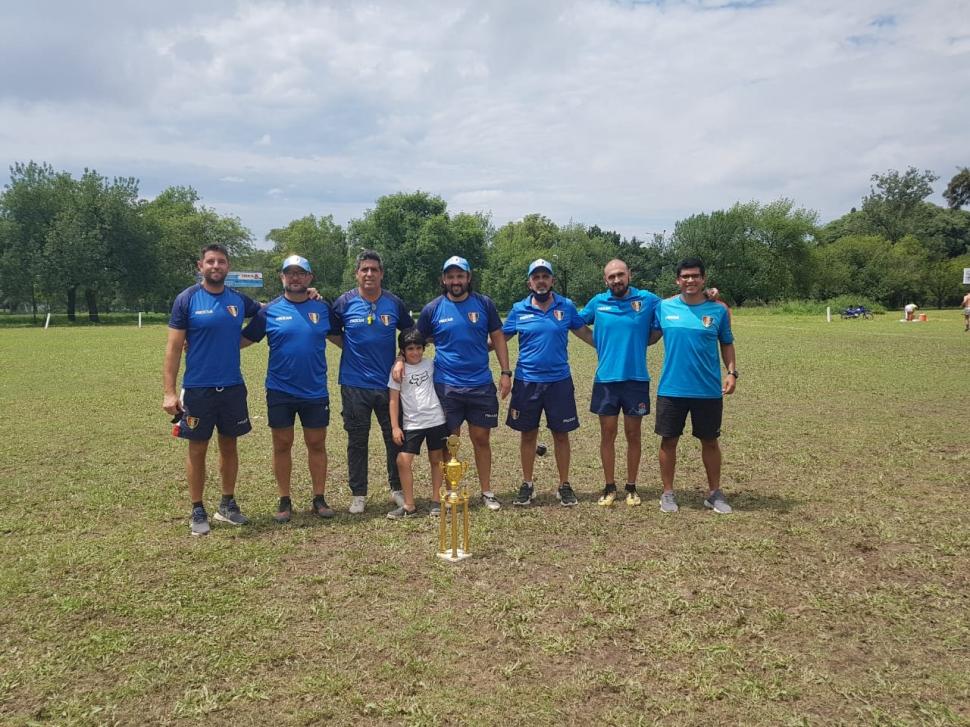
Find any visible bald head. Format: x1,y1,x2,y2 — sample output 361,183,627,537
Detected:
604,259,631,298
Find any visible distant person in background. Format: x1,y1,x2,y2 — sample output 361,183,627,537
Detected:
331,250,412,515
962,292,970,332
241,255,338,523
654,258,737,515
162,244,261,536
904,302,918,321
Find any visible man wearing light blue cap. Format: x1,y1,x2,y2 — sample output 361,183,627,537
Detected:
414,255,512,510
501,259,593,507
242,255,340,522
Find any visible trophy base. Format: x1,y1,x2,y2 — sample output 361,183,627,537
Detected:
437,548,472,562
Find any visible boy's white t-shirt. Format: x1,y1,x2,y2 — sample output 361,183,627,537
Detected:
387,358,446,430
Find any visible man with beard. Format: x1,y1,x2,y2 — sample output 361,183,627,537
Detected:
415,256,512,510
580,259,662,508
241,256,340,522
331,250,412,515
163,244,261,536
501,259,593,507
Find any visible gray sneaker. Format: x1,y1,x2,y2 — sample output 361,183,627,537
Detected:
429,503,441,517
390,489,406,508
481,491,501,511
386,506,418,520
190,506,210,536
704,489,733,514
659,491,679,514
214,498,248,525
349,495,367,514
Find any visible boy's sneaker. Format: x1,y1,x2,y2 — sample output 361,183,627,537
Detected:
557,483,578,507
214,498,248,526
311,495,335,519
704,489,733,514
598,484,618,507
390,489,406,508
190,506,210,536
348,495,366,514
386,506,419,520
660,491,679,513
429,503,441,517
625,484,642,507
513,482,535,506
481,491,501,511
274,498,292,523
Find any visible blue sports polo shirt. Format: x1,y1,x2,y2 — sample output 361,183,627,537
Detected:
654,296,734,399
169,284,261,389
242,296,338,399
579,286,660,383
502,293,586,382
416,292,502,387
332,289,412,390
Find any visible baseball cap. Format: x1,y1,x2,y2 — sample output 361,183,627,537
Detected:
281,255,312,273
528,258,553,276
442,255,471,272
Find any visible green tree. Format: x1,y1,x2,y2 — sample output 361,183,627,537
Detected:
943,167,970,210
265,215,347,299
861,167,938,242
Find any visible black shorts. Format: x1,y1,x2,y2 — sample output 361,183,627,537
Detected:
266,389,330,429
654,395,723,440
178,384,251,441
400,423,449,455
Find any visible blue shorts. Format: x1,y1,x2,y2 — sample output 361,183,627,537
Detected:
590,381,651,417
506,376,579,433
266,389,330,429
178,384,251,441
434,382,499,430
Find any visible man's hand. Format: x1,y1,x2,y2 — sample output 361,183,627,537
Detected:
307,287,321,301
498,373,511,399
163,393,182,416
391,358,405,383
722,374,737,395
392,426,404,446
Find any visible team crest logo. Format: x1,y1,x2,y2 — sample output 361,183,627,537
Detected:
308,312,319,324
226,305,238,317
380,314,391,326
467,312,479,323
185,416,199,430
636,402,647,414
702,316,713,328
631,301,642,313
554,310,564,321
511,409,519,420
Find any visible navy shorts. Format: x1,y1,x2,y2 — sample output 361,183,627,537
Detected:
506,376,579,433
434,382,499,430
178,384,251,441
654,395,723,439
590,381,651,417
401,423,449,455
266,389,330,429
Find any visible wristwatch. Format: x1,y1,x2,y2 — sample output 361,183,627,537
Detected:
500,370,513,377
727,369,740,378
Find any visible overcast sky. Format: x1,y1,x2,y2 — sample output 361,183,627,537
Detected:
1,0,967,246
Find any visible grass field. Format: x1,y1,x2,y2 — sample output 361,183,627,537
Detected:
1,310,968,726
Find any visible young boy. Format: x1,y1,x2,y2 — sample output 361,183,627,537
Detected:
386,328,448,518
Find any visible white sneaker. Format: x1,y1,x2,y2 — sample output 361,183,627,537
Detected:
390,489,406,508
481,491,501,511
349,495,366,514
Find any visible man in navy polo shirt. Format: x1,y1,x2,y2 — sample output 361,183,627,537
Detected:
416,256,512,510
163,244,261,536
580,259,662,508
331,250,412,514
501,259,593,507
654,258,737,514
241,255,339,523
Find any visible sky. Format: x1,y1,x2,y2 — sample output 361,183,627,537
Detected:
1,0,968,247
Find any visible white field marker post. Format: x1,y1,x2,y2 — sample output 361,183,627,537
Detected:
138,312,143,328
826,306,831,323
44,312,51,330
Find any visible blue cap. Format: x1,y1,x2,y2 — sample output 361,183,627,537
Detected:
442,255,471,272
528,258,553,276
281,255,312,273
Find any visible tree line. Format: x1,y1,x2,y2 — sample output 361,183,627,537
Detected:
2,161,969,321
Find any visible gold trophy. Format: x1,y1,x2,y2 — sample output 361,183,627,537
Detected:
438,434,472,562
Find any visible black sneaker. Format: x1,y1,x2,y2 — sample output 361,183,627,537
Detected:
310,495,335,519
513,482,535,506
214,498,249,526
274,498,292,523
557,483,578,507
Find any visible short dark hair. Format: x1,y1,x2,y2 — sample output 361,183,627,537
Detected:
356,249,383,271
201,243,230,260
398,327,426,351
676,257,706,277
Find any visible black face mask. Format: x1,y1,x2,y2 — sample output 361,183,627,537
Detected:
532,290,552,303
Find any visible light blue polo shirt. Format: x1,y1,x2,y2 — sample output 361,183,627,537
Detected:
580,286,660,383
654,296,734,399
